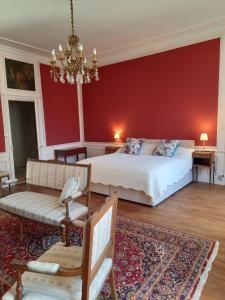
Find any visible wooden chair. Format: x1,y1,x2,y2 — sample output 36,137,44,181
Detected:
3,193,118,300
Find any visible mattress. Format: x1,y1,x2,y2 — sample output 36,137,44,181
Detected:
79,146,193,200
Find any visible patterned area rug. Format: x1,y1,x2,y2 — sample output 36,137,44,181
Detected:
0,213,218,300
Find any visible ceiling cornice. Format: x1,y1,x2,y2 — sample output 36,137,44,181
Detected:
0,36,50,58
1,16,225,66
98,16,225,66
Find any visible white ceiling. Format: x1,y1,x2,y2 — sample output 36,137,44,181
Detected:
1,0,225,65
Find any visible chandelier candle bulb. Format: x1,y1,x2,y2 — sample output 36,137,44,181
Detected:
78,44,83,52
93,48,97,55
71,75,75,84
51,49,56,61
58,44,63,52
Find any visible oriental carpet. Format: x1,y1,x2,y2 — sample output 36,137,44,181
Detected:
0,213,218,299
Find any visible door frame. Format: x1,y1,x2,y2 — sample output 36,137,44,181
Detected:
1,94,45,180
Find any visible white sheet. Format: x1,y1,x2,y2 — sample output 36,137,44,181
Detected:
79,147,193,199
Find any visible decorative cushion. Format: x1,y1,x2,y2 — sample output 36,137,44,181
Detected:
120,138,144,155
152,139,180,157
59,177,81,206
0,192,88,226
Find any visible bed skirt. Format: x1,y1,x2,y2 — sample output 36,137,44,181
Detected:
91,170,192,206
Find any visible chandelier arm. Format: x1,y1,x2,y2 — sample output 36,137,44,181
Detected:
70,0,75,35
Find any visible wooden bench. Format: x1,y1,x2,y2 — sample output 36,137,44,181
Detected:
0,159,91,245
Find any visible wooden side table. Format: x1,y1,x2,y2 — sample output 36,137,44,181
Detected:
105,146,121,154
55,147,87,163
192,151,215,184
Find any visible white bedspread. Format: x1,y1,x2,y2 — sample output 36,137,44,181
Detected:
79,147,193,199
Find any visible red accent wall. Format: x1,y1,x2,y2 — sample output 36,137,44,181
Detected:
83,39,220,146
0,97,5,152
40,64,80,146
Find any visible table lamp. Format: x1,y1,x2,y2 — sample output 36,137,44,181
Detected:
114,132,120,143
200,133,208,151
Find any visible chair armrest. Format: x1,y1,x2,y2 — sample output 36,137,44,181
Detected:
72,219,86,228
12,259,83,277
63,192,84,219
63,191,83,205
27,261,60,274
63,197,74,219
14,180,27,185
61,216,86,228
11,260,28,272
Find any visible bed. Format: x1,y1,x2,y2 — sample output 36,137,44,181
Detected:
79,140,194,206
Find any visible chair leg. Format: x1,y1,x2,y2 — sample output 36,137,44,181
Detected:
109,269,117,300
16,270,23,300
61,226,66,243
19,220,23,242
8,182,12,194
65,224,71,247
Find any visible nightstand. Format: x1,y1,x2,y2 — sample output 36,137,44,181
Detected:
192,151,215,184
55,147,87,162
105,146,121,154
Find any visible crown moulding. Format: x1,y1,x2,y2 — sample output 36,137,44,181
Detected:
1,16,225,67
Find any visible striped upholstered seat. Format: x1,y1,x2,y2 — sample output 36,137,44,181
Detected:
0,191,88,226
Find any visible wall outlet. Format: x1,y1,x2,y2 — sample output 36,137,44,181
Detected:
217,174,225,180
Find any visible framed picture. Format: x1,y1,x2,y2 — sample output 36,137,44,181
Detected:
5,58,36,91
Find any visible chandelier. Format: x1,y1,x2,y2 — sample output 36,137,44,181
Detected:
49,0,99,85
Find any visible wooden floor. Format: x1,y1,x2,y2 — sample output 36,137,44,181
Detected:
89,182,225,300
2,182,225,299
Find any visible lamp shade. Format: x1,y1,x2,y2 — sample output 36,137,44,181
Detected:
200,133,208,141
114,133,120,140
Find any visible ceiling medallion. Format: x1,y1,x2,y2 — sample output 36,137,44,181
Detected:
50,0,99,85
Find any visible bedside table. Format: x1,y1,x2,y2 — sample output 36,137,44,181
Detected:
55,147,87,162
105,146,121,154
192,151,215,184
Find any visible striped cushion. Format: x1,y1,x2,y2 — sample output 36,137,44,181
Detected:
26,161,88,192
3,242,112,300
0,192,88,226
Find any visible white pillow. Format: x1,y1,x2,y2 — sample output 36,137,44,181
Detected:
59,177,80,206
138,142,156,155
173,146,194,158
